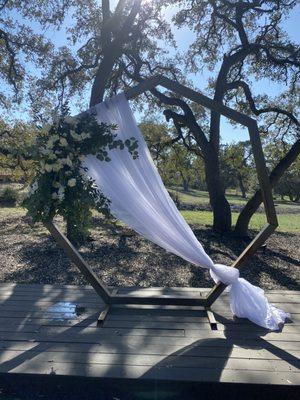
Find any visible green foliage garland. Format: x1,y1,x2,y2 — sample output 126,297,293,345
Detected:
24,107,138,243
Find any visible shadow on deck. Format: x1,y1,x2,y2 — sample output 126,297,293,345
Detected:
0,283,299,399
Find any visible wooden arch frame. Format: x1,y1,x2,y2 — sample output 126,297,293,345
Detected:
45,75,278,316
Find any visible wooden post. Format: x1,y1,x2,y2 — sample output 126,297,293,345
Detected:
44,221,111,304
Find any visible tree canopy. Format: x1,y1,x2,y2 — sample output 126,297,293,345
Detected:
0,0,299,237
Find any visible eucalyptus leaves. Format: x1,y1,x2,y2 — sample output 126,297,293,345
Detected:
25,108,138,243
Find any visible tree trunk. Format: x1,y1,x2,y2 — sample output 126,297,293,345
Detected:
204,148,232,233
89,48,121,107
234,139,300,236
238,175,247,198
182,178,189,192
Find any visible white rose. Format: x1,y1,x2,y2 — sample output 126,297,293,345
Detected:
45,164,53,172
67,178,76,187
59,138,68,147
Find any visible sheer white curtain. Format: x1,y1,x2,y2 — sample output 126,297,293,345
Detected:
83,93,289,330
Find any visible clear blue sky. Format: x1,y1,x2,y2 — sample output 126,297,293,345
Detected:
7,2,300,144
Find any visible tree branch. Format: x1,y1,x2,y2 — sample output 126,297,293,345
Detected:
227,80,299,126
234,138,300,235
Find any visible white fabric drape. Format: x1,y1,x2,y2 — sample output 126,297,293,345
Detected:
83,93,289,330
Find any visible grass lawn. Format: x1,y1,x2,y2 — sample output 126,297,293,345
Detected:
166,187,300,233
169,186,300,213
0,184,299,234
181,210,300,234
1,205,299,234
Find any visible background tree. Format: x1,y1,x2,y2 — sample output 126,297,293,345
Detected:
221,141,253,198
140,119,206,191
166,145,194,192
34,0,171,111
0,1,62,111
266,140,300,203
275,161,300,202
139,119,172,180
0,119,39,183
1,0,172,243
124,0,299,234
1,0,299,239
234,92,300,235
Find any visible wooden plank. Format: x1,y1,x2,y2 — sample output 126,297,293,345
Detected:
0,295,300,314
1,340,299,361
0,284,298,388
206,308,218,330
101,320,299,334
0,316,98,327
0,316,298,334
1,334,299,351
0,284,298,296
0,324,298,342
1,285,299,306
1,291,300,305
97,305,110,327
211,303,298,314
0,309,100,320
0,359,299,385
125,75,255,126
0,349,298,372
108,313,300,325
0,298,297,316
110,293,206,306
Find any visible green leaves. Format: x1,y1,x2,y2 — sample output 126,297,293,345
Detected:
24,111,139,234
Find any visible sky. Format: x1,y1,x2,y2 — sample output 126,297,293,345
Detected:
163,3,300,143
5,1,300,144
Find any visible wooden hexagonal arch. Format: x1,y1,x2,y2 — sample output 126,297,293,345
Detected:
45,75,278,317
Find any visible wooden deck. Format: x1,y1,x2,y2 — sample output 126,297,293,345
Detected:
0,284,299,397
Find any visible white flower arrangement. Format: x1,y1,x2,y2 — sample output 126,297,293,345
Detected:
59,138,68,147
24,107,138,246
45,164,53,172
67,178,76,187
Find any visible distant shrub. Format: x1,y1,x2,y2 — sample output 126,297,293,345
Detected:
0,187,19,206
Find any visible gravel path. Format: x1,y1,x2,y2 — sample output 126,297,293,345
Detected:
0,212,299,290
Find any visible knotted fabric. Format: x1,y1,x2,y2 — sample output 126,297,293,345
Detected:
83,93,289,330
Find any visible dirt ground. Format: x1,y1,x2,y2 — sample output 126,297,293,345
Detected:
0,211,299,291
